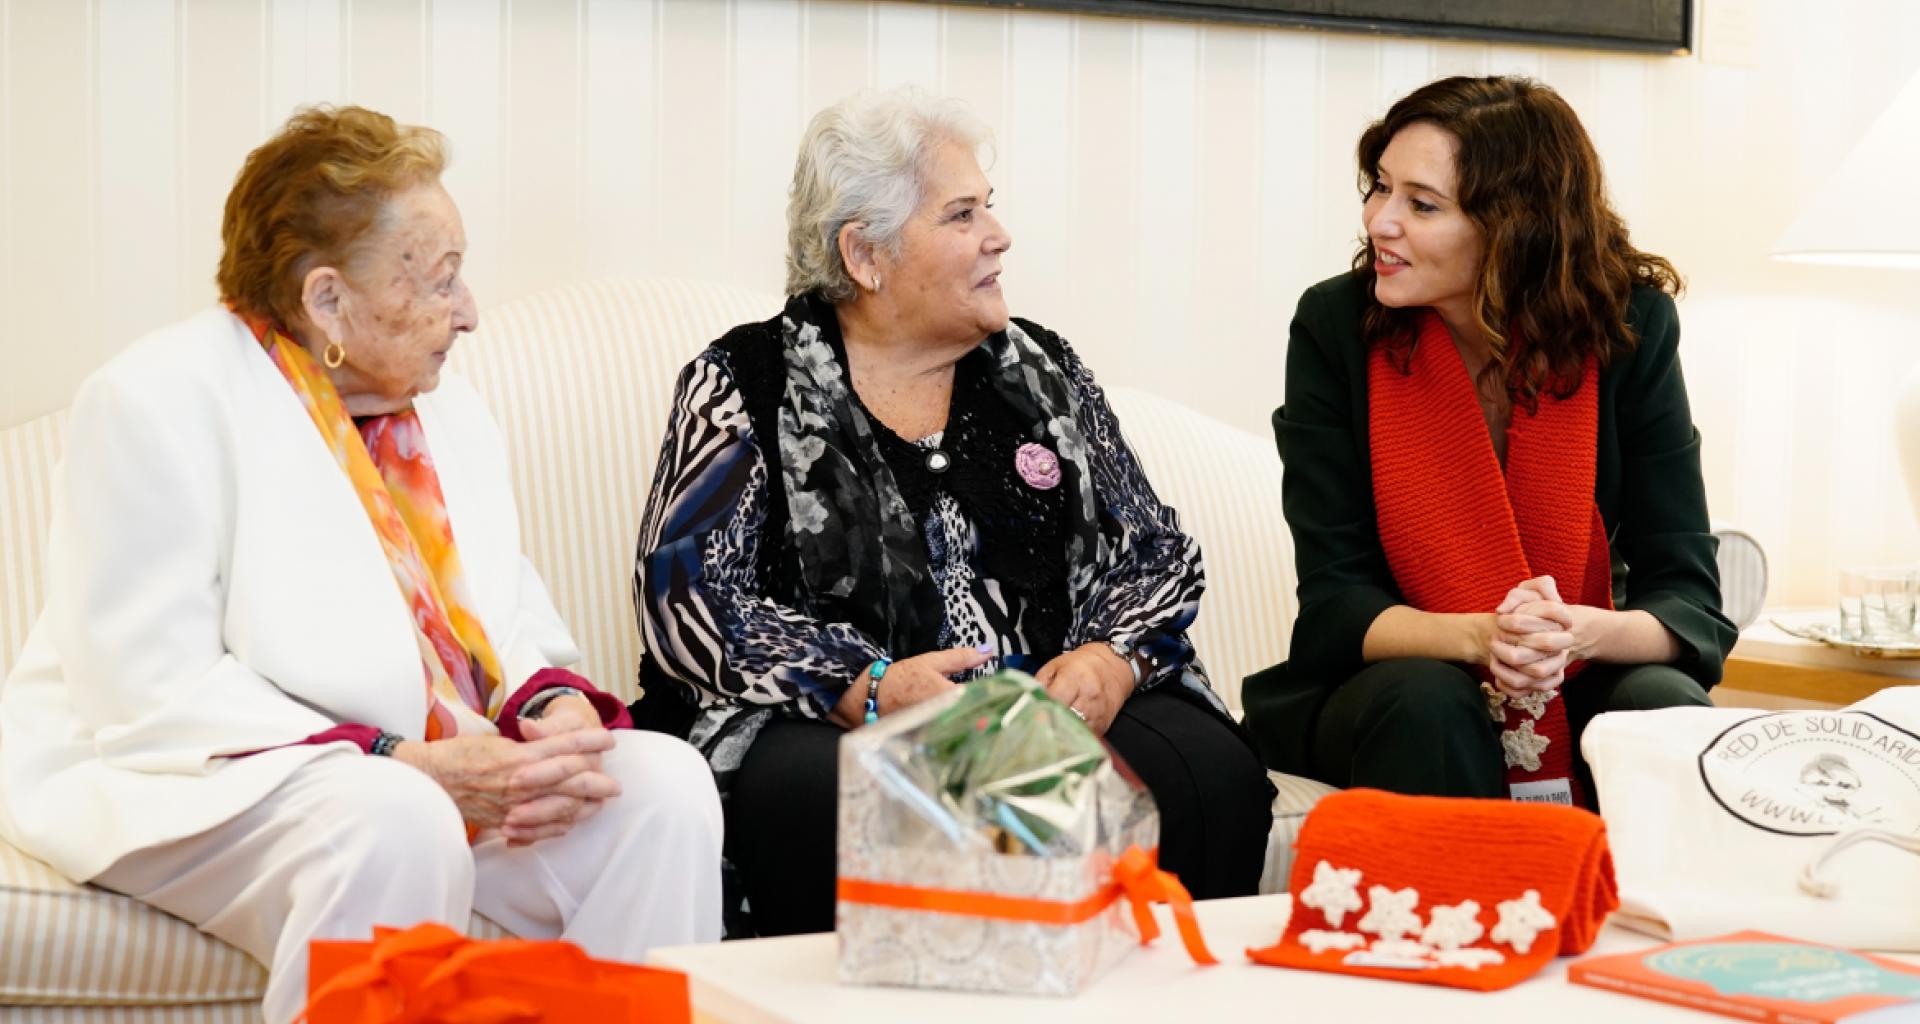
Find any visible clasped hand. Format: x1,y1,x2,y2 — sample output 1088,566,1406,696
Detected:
395,694,618,847
1484,575,1582,697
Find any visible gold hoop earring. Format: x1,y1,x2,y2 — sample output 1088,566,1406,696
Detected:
323,341,346,369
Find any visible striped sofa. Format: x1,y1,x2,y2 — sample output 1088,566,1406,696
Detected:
0,275,1332,1017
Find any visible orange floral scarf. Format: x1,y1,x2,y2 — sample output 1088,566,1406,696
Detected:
244,314,505,738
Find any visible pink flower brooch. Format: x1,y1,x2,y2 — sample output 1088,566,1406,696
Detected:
1015,442,1061,491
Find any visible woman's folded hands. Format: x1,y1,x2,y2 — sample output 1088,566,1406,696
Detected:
393,706,621,847
1485,575,1578,696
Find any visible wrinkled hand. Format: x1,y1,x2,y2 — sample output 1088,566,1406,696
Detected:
504,701,617,846
1035,643,1132,737
394,728,620,846
1487,575,1575,696
830,647,992,727
525,693,602,738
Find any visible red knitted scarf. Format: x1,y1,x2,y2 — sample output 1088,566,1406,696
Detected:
1368,310,1613,806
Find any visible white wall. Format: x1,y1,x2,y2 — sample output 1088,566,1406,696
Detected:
3,0,1918,608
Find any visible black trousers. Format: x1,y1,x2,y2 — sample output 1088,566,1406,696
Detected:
723,687,1277,937
1294,658,1711,801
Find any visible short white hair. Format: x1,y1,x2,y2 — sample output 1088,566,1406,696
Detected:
785,87,993,301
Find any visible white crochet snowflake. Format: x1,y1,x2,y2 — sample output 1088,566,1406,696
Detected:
1368,937,1434,960
1436,948,1507,970
1491,889,1557,955
1479,682,1508,723
1299,930,1367,954
1420,900,1485,951
1483,684,1557,723
1341,947,1434,970
1356,885,1423,941
1501,719,1551,772
1506,688,1556,721
1299,860,1365,928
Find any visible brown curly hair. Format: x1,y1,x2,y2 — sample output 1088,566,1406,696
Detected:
217,105,447,327
1352,76,1681,407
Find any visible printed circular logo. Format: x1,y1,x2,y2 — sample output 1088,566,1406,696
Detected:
1698,712,1920,836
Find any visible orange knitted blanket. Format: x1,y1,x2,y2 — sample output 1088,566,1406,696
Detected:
1248,788,1619,991
1367,310,1613,806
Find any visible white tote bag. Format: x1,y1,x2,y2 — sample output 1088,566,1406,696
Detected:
1582,685,1920,951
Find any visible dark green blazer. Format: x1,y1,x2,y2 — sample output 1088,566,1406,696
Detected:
1244,271,1737,772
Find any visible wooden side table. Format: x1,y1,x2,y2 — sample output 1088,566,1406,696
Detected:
1717,607,1920,709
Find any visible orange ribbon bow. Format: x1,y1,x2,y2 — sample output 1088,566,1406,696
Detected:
836,843,1217,965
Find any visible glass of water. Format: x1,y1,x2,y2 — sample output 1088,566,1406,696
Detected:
1838,566,1918,641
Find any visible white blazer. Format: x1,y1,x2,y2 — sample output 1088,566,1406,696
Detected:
0,308,580,882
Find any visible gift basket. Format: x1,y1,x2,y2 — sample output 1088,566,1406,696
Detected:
835,672,1214,996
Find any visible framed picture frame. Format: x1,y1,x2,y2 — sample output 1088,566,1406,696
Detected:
931,0,1694,55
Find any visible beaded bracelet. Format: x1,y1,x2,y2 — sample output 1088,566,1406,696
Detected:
864,658,892,725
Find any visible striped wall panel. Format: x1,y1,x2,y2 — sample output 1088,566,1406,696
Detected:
8,0,1920,605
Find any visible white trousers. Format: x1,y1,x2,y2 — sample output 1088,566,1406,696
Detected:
92,731,724,1024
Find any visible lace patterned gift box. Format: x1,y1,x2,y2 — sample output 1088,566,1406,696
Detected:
834,675,1164,996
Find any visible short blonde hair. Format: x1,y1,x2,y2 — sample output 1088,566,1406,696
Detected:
218,105,447,326
785,87,991,301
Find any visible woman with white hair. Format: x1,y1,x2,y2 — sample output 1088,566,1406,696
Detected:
633,87,1274,936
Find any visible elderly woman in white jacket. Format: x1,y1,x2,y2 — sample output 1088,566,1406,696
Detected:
0,106,720,1022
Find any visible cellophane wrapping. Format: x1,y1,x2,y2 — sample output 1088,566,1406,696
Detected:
835,672,1158,995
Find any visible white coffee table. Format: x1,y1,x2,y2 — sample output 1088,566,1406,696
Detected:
650,894,1768,1023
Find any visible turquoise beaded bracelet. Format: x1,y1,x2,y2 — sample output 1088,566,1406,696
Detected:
863,658,892,724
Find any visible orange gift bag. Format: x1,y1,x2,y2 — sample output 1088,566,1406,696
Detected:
301,923,691,1023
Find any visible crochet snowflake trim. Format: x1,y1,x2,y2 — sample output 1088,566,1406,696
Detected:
1299,860,1365,928
1356,885,1422,941
1299,930,1367,954
1481,682,1508,722
1481,683,1557,723
1501,719,1551,771
1507,688,1555,720
1292,864,1551,973
1491,889,1557,955
1420,900,1485,950
1436,947,1506,970
1343,945,1433,970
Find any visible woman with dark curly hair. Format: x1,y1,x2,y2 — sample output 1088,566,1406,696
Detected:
1243,75,1737,806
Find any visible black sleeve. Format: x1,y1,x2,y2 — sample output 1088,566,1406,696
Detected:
1275,282,1401,681
1611,291,1738,685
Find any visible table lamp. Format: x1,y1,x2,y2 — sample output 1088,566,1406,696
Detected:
1771,68,1920,515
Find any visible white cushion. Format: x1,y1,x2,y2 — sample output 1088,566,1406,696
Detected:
448,276,782,700
1103,386,1294,712
0,840,507,1007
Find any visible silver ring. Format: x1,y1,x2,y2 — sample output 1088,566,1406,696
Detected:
1070,706,1087,721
